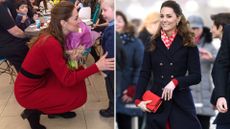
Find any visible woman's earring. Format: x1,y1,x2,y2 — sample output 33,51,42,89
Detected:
177,21,179,26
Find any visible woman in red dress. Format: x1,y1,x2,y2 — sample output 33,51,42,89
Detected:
14,1,114,129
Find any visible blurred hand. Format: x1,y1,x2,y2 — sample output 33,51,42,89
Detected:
33,14,39,21
95,52,114,71
199,48,213,60
74,1,81,10
66,45,85,60
161,81,175,101
21,15,28,23
137,100,152,112
122,93,133,103
216,97,228,113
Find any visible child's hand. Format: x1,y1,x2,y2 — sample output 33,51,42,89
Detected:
21,15,28,23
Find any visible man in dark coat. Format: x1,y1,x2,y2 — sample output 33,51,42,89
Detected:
211,24,230,129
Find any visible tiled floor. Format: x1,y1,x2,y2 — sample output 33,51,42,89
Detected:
0,55,114,129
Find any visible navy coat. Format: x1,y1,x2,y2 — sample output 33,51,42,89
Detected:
116,34,144,116
211,25,230,124
136,35,202,129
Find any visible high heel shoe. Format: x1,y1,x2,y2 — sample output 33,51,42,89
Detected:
21,109,46,129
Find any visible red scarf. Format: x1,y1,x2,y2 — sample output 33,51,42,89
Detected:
161,30,177,49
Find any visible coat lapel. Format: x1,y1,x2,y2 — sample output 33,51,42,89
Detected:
156,35,184,60
168,35,183,56
156,37,169,59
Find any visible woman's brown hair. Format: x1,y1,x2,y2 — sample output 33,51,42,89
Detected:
28,1,75,51
116,11,135,36
149,0,195,51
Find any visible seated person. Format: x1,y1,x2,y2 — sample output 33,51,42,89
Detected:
15,0,38,30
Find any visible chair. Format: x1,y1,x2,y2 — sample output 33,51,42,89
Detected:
0,58,17,84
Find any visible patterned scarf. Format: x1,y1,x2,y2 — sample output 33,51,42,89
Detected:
161,30,177,49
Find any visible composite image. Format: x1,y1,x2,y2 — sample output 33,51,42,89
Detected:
0,0,230,129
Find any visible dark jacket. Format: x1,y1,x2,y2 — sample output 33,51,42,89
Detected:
102,24,114,75
102,24,114,58
211,25,230,124
138,27,153,49
136,35,202,129
116,33,144,116
15,13,31,31
116,32,126,71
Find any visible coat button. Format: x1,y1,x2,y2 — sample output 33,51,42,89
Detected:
170,63,173,66
161,75,164,79
171,75,174,78
160,63,163,66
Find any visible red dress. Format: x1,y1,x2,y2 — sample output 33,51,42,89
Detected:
14,35,99,114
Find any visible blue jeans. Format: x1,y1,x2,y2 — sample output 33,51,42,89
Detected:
217,124,230,129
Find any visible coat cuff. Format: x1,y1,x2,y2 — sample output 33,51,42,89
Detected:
135,99,141,106
126,86,136,98
172,79,179,87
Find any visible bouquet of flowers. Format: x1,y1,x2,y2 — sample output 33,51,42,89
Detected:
65,21,94,69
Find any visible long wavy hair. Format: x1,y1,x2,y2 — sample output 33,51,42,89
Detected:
149,0,195,51
28,1,75,51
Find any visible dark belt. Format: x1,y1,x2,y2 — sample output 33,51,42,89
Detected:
20,68,42,79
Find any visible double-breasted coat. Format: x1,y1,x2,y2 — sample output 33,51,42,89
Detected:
136,35,202,129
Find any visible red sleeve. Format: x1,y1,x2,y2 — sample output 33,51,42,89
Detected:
42,37,100,87
135,99,141,106
126,86,136,98
172,78,179,87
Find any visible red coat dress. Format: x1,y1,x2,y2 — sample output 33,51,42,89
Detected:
14,35,99,114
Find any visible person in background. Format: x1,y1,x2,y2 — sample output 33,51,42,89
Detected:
134,1,202,129
0,0,29,72
211,25,230,129
116,11,144,129
36,0,48,11
29,0,39,12
188,15,217,129
15,0,35,31
14,1,114,129
116,31,127,109
91,0,108,33
210,13,230,40
39,0,53,13
210,13,230,129
99,0,114,117
91,0,100,24
130,18,142,37
138,12,160,49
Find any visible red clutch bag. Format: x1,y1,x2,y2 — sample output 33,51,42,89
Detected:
142,90,162,113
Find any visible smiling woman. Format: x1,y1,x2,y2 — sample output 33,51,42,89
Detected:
134,1,202,129
14,1,114,129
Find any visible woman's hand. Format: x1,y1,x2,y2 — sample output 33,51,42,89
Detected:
96,52,114,71
216,97,228,113
161,81,175,101
137,100,152,112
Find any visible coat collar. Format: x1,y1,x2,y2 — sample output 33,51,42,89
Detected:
156,35,184,59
